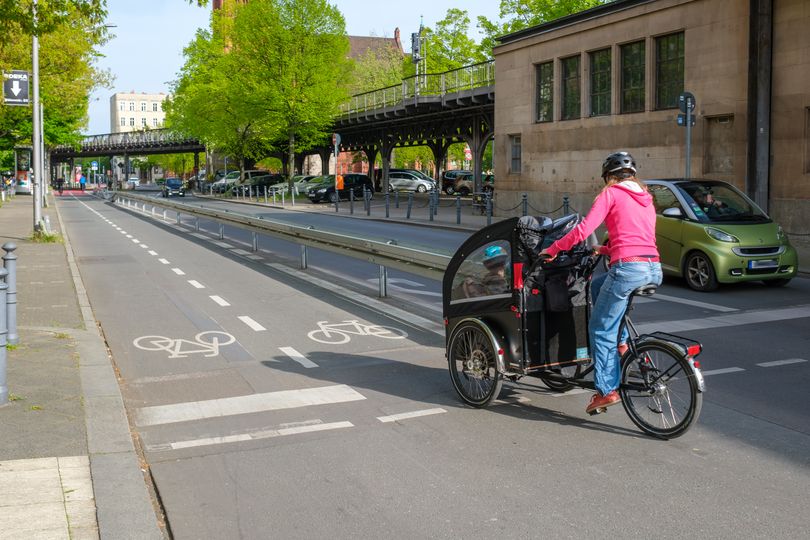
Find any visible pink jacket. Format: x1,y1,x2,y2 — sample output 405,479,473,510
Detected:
546,182,658,261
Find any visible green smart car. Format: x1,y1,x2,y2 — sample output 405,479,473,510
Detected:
645,179,797,291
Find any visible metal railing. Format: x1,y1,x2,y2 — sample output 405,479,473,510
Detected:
339,60,494,116
51,129,202,155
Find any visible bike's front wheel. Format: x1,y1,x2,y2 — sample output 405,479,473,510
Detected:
447,322,502,407
619,343,702,439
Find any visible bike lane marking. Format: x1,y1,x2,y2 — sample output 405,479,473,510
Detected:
209,295,230,307
148,250,158,256
139,244,149,249
187,280,205,289
635,304,810,334
134,384,366,426
377,408,446,423
238,315,266,332
279,346,318,368
700,367,745,376
756,358,807,368
158,258,170,265
172,268,186,276
652,293,737,313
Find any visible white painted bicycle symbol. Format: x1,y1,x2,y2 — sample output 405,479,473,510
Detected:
133,331,236,358
307,320,408,345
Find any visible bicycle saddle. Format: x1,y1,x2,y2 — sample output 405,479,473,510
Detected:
632,284,658,297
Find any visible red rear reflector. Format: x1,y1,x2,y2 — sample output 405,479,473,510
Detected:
497,348,504,356
687,344,701,356
443,318,448,326
692,360,701,369
513,263,524,289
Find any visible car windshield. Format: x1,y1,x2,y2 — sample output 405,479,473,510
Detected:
166,179,182,188
223,171,240,181
676,181,770,223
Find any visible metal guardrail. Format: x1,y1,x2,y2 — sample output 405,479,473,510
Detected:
112,192,451,283
339,60,494,116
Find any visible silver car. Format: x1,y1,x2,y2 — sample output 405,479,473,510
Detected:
387,170,436,193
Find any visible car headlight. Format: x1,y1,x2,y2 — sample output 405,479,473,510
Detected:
317,188,327,193
705,227,739,243
777,225,786,240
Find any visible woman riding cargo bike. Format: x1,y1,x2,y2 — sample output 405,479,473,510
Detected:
442,152,706,439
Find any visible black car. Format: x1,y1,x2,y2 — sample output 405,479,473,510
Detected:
442,169,472,195
162,178,185,197
233,174,285,196
308,174,373,203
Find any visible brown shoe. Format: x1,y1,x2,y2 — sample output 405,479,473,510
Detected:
586,391,621,415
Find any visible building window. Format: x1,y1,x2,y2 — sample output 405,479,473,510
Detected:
141,118,147,127
704,115,734,174
804,108,810,173
656,32,684,109
140,101,147,112
561,55,581,120
153,118,159,127
129,117,134,126
509,135,521,173
152,102,159,112
120,117,126,126
590,48,611,116
129,101,134,111
621,40,645,113
118,102,124,112
535,62,553,123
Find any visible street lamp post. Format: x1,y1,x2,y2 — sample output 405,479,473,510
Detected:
31,0,43,230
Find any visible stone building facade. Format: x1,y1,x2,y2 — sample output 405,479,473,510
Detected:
492,0,809,246
109,92,168,134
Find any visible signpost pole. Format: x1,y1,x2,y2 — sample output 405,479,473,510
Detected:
685,96,692,180
31,0,42,230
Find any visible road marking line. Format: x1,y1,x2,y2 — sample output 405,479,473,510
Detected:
131,238,140,243
247,255,263,261
140,244,148,249
209,295,230,307
492,396,531,405
238,315,265,331
120,231,126,234
50,304,68,308
231,248,250,255
134,384,366,426
213,241,231,248
188,280,205,289
653,293,738,313
636,304,810,334
158,258,170,265
279,346,318,368
126,234,133,238
377,408,447,423
549,388,592,398
701,367,745,376
756,358,807,368
172,268,186,276
191,233,208,239
148,421,354,452
148,250,158,256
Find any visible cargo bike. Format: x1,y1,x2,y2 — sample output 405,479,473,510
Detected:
442,215,706,439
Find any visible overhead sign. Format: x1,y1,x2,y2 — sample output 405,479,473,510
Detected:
3,70,30,106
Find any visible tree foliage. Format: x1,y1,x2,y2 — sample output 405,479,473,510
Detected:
0,1,112,153
478,0,612,53
350,40,408,94
422,9,487,74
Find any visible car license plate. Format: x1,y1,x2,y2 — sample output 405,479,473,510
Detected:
748,259,777,269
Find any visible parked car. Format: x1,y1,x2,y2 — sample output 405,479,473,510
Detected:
229,170,274,194
234,174,284,196
307,174,373,203
618,179,798,291
386,169,436,193
453,173,494,196
211,171,240,193
442,169,472,194
162,177,185,197
267,175,318,194
126,177,140,189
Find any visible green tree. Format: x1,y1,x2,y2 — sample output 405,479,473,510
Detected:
423,9,487,74
0,0,107,35
229,0,351,189
478,0,612,53
350,40,407,94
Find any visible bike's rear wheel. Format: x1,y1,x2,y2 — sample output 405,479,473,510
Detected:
448,322,502,407
619,343,702,439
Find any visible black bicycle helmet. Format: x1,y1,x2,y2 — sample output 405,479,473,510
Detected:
601,151,637,178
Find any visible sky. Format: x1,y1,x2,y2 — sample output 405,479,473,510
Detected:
85,0,502,134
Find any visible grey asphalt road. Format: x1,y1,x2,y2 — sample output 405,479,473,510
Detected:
59,193,809,539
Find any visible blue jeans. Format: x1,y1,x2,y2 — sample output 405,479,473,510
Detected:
590,261,663,396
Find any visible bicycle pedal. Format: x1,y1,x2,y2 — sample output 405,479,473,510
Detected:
587,407,607,416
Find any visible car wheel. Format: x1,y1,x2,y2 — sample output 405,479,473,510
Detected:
762,278,791,287
684,251,718,292
328,192,339,203
445,186,455,195
387,185,394,193
459,187,470,196
416,184,427,193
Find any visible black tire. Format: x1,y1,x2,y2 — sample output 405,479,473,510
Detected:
763,278,791,287
619,342,702,439
447,321,503,407
459,187,470,196
445,185,455,196
328,192,339,203
684,251,718,292
416,184,427,193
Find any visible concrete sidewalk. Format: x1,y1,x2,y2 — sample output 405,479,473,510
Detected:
0,194,162,539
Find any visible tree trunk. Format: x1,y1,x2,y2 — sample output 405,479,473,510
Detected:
288,129,295,193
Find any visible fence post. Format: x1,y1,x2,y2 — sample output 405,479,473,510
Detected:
0,267,8,405
366,189,371,216
563,195,570,215
395,190,400,209
407,192,413,219
2,243,18,345
522,193,528,217
350,189,354,214
252,232,258,252
433,187,439,216
300,245,308,269
378,265,388,298
219,223,224,240
281,189,285,206
456,196,461,224
264,186,268,204
163,209,167,221
486,192,492,226
195,217,200,232
385,192,390,218
176,211,180,224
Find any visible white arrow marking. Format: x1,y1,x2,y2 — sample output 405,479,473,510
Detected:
11,80,21,96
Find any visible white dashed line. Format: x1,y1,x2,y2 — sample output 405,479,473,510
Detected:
188,280,205,289
231,249,250,255
172,268,186,276
279,347,318,368
213,241,231,248
756,358,807,368
209,295,230,307
140,244,148,249
247,255,263,261
701,367,745,376
238,316,266,332
148,421,354,452
131,238,140,243
377,408,447,423
549,388,592,398
148,250,158,256
126,234,133,238
158,258,170,265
